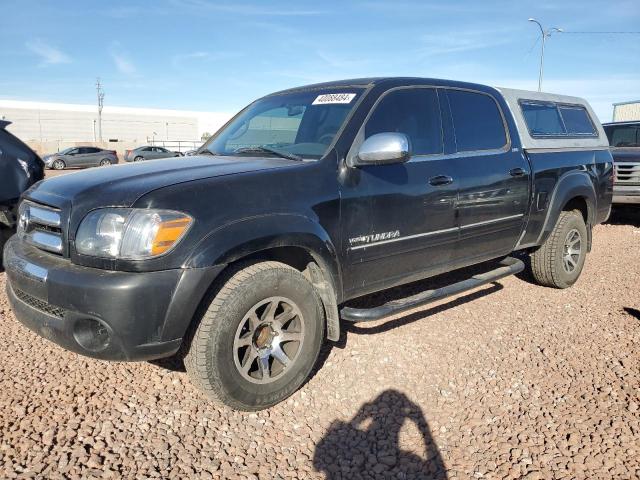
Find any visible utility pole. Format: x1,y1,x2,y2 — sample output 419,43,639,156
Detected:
96,78,105,142
528,19,563,92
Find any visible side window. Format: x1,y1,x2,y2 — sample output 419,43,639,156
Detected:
447,90,507,151
365,88,443,155
520,102,565,136
87,147,99,153
143,147,153,152
558,106,595,135
77,147,88,154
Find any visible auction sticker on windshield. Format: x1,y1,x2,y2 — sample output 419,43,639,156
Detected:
312,93,356,105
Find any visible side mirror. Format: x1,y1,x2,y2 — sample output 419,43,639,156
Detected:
356,132,410,166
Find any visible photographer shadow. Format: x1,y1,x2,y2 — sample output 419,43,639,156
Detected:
313,390,447,479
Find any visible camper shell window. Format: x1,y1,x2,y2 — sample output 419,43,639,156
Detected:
520,100,597,138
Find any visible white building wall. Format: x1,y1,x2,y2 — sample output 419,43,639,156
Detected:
613,101,640,122
0,100,231,143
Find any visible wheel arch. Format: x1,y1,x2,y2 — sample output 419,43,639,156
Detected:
185,214,343,341
537,171,596,249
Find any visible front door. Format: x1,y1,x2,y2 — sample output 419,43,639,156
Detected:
340,87,459,299
442,88,530,264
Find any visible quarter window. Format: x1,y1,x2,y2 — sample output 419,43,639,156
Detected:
365,88,443,155
447,90,507,152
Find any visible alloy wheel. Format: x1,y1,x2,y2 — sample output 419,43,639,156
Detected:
562,228,582,273
232,296,305,384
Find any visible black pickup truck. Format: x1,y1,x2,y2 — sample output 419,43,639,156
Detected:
4,78,613,410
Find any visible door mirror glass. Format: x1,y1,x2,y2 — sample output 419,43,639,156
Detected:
356,132,410,165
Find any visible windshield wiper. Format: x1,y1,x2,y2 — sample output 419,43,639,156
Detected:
234,146,303,162
197,149,215,155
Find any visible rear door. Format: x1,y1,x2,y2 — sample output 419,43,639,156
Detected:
141,147,153,160
340,87,460,297
442,88,530,264
86,147,101,166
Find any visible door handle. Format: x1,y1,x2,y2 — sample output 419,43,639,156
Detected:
429,175,453,186
509,167,526,177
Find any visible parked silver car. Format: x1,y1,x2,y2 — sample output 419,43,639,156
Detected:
124,146,182,162
43,146,118,170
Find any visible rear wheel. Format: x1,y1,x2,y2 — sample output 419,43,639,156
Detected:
184,261,325,410
99,158,112,167
530,210,588,289
134,156,144,162
52,159,65,170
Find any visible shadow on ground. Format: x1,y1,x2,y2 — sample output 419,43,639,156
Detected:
314,389,447,479
606,206,640,228
623,307,640,321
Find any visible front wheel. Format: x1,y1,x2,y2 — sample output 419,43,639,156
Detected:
184,261,325,410
52,159,66,170
530,210,588,289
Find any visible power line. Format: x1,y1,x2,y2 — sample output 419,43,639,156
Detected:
561,31,640,34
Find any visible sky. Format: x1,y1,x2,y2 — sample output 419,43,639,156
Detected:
1,0,639,122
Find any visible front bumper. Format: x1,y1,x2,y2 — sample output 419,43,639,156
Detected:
613,185,640,205
3,236,223,361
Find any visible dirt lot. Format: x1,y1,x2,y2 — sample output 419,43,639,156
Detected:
0,203,639,479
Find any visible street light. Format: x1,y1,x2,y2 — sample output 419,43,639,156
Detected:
528,18,563,92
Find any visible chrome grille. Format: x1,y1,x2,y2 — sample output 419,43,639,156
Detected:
14,288,66,318
615,162,640,185
18,201,64,255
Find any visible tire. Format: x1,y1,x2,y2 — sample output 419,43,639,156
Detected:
184,261,325,410
530,210,588,289
134,156,144,162
52,159,65,170
0,227,12,269
99,158,112,167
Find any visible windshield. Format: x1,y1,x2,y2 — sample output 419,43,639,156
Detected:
59,147,74,154
604,124,640,148
201,88,364,160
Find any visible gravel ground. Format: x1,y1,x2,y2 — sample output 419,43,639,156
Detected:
0,208,639,479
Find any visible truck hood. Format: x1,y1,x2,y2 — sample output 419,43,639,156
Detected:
611,149,640,163
26,155,299,210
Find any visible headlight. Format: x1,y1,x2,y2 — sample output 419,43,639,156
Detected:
75,208,192,259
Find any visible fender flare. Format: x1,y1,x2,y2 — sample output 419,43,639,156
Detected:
185,213,343,341
536,171,596,247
